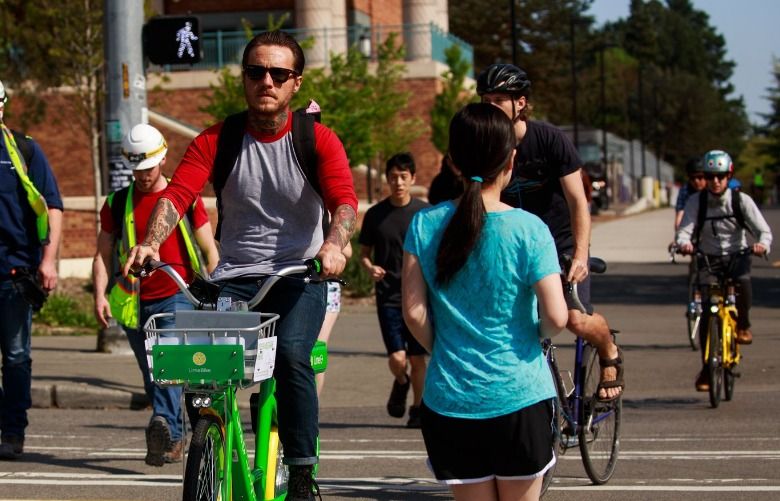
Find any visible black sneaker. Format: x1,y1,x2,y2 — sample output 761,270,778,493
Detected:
0,435,23,460
145,416,171,467
287,465,322,501
406,405,421,429
386,376,410,418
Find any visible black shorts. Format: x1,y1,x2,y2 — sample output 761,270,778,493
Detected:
420,399,555,484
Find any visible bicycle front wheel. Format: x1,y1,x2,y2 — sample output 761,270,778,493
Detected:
263,425,289,500
183,413,226,501
579,344,621,485
706,315,723,408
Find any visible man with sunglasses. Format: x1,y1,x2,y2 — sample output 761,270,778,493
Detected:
676,150,772,391
674,157,708,231
122,31,356,500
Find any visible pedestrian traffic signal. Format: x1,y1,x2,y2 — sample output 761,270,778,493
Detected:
143,16,202,65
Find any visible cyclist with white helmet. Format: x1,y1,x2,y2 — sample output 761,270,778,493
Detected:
93,124,219,465
477,64,624,402
676,150,772,391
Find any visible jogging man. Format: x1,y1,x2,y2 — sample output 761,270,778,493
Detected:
93,124,218,466
477,64,623,402
123,31,357,500
360,152,429,428
0,79,63,460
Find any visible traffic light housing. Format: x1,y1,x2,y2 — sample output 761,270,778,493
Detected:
143,16,202,65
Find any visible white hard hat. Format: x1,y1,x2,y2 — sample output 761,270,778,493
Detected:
0,79,6,104
121,123,167,170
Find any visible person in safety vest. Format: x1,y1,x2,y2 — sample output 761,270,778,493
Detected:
92,123,218,466
0,79,63,461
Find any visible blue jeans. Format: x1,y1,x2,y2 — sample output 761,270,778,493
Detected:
218,277,325,465
125,292,193,441
0,280,33,439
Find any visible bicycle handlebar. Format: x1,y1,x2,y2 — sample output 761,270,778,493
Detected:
133,259,323,310
560,255,606,314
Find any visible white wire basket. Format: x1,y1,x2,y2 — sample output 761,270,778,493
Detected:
143,310,279,389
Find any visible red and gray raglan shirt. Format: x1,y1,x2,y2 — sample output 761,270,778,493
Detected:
163,109,357,279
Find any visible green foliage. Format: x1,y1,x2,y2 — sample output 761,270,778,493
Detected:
341,235,374,298
292,33,425,167
758,59,780,169
430,44,478,154
34,293,98,330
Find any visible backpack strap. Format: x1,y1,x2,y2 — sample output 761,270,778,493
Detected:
730,188,752,236
10,130,34,167
291,107,321,196
694,190,707,246
211,108,321,241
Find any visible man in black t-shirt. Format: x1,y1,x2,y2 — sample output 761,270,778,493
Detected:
359,153,430,428
477,64,624,402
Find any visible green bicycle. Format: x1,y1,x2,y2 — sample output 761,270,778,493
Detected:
140,259,327,500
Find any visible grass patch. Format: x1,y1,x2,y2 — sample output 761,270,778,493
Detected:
33,278,97,335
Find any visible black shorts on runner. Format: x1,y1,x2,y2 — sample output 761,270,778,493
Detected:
420,399,555,483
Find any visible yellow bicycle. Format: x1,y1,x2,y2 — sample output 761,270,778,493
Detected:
698,249,752,408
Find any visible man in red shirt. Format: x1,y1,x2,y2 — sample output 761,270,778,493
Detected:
123,31,357,500
93,124,218,466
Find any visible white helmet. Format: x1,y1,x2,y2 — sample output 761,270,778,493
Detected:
121,123,167,171
0,79,6,104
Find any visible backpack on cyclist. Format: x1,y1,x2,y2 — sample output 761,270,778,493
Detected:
211,102,322,241
10,130,34,166
693,188,752,245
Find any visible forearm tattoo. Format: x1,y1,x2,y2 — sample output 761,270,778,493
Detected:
142,198,180,248
327,204,356,249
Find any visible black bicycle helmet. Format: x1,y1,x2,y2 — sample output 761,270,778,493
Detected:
476,64,531,97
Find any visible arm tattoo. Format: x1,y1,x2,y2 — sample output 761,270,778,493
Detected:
142,198,181,248
326,204,356,249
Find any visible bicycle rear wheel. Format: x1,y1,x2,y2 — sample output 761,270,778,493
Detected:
183,413,226,501
707,316,723,408
578,344,621,485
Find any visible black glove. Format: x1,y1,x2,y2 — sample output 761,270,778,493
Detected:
11,267,49,311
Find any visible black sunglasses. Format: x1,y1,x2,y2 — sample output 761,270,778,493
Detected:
704,173,728,181
243,65,298,83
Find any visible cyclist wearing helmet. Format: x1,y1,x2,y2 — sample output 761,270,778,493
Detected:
477,63,623,402
676,150,772,391
675,157,707,230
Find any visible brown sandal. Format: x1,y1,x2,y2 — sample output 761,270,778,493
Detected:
597,347,624,402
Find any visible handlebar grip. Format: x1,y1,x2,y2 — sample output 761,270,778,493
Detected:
305,258,322,275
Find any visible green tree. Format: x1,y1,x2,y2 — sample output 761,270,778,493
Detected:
758,58,780,169
430,44,477,154
290,33,424,168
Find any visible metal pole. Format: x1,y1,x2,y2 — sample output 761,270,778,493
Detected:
638,61,645,178
570,17,578,149
600,45,608,208
104,0,147,194
510,0,517,65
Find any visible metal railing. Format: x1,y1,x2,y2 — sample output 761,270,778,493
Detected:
159,23,473,75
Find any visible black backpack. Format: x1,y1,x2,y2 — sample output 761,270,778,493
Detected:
693,188,751,244
211,106,322,241
10,130,34,167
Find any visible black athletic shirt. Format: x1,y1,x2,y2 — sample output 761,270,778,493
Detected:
359,197,430,307
500,120,582,253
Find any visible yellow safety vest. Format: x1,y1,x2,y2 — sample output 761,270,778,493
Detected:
107,182,204,329
1,124,49,243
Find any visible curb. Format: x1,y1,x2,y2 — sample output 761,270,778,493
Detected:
31,382,148,410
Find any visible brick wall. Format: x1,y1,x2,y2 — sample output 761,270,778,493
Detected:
165,0,293,14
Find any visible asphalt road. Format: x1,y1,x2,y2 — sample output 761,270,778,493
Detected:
1,207,779,500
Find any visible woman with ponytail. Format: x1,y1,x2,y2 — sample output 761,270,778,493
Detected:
402,103,568,501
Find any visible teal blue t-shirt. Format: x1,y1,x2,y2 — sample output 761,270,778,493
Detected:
404,201,560,419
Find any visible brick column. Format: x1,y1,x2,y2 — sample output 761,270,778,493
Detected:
295,0,347,66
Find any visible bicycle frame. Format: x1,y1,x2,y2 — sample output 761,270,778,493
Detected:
703,283,740,369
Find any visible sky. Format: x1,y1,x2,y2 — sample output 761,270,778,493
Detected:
587,0,779,124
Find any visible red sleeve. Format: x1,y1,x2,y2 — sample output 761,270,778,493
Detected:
191,195,210,229
164,122,223,217
314,123,358,214
99,199,115,234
